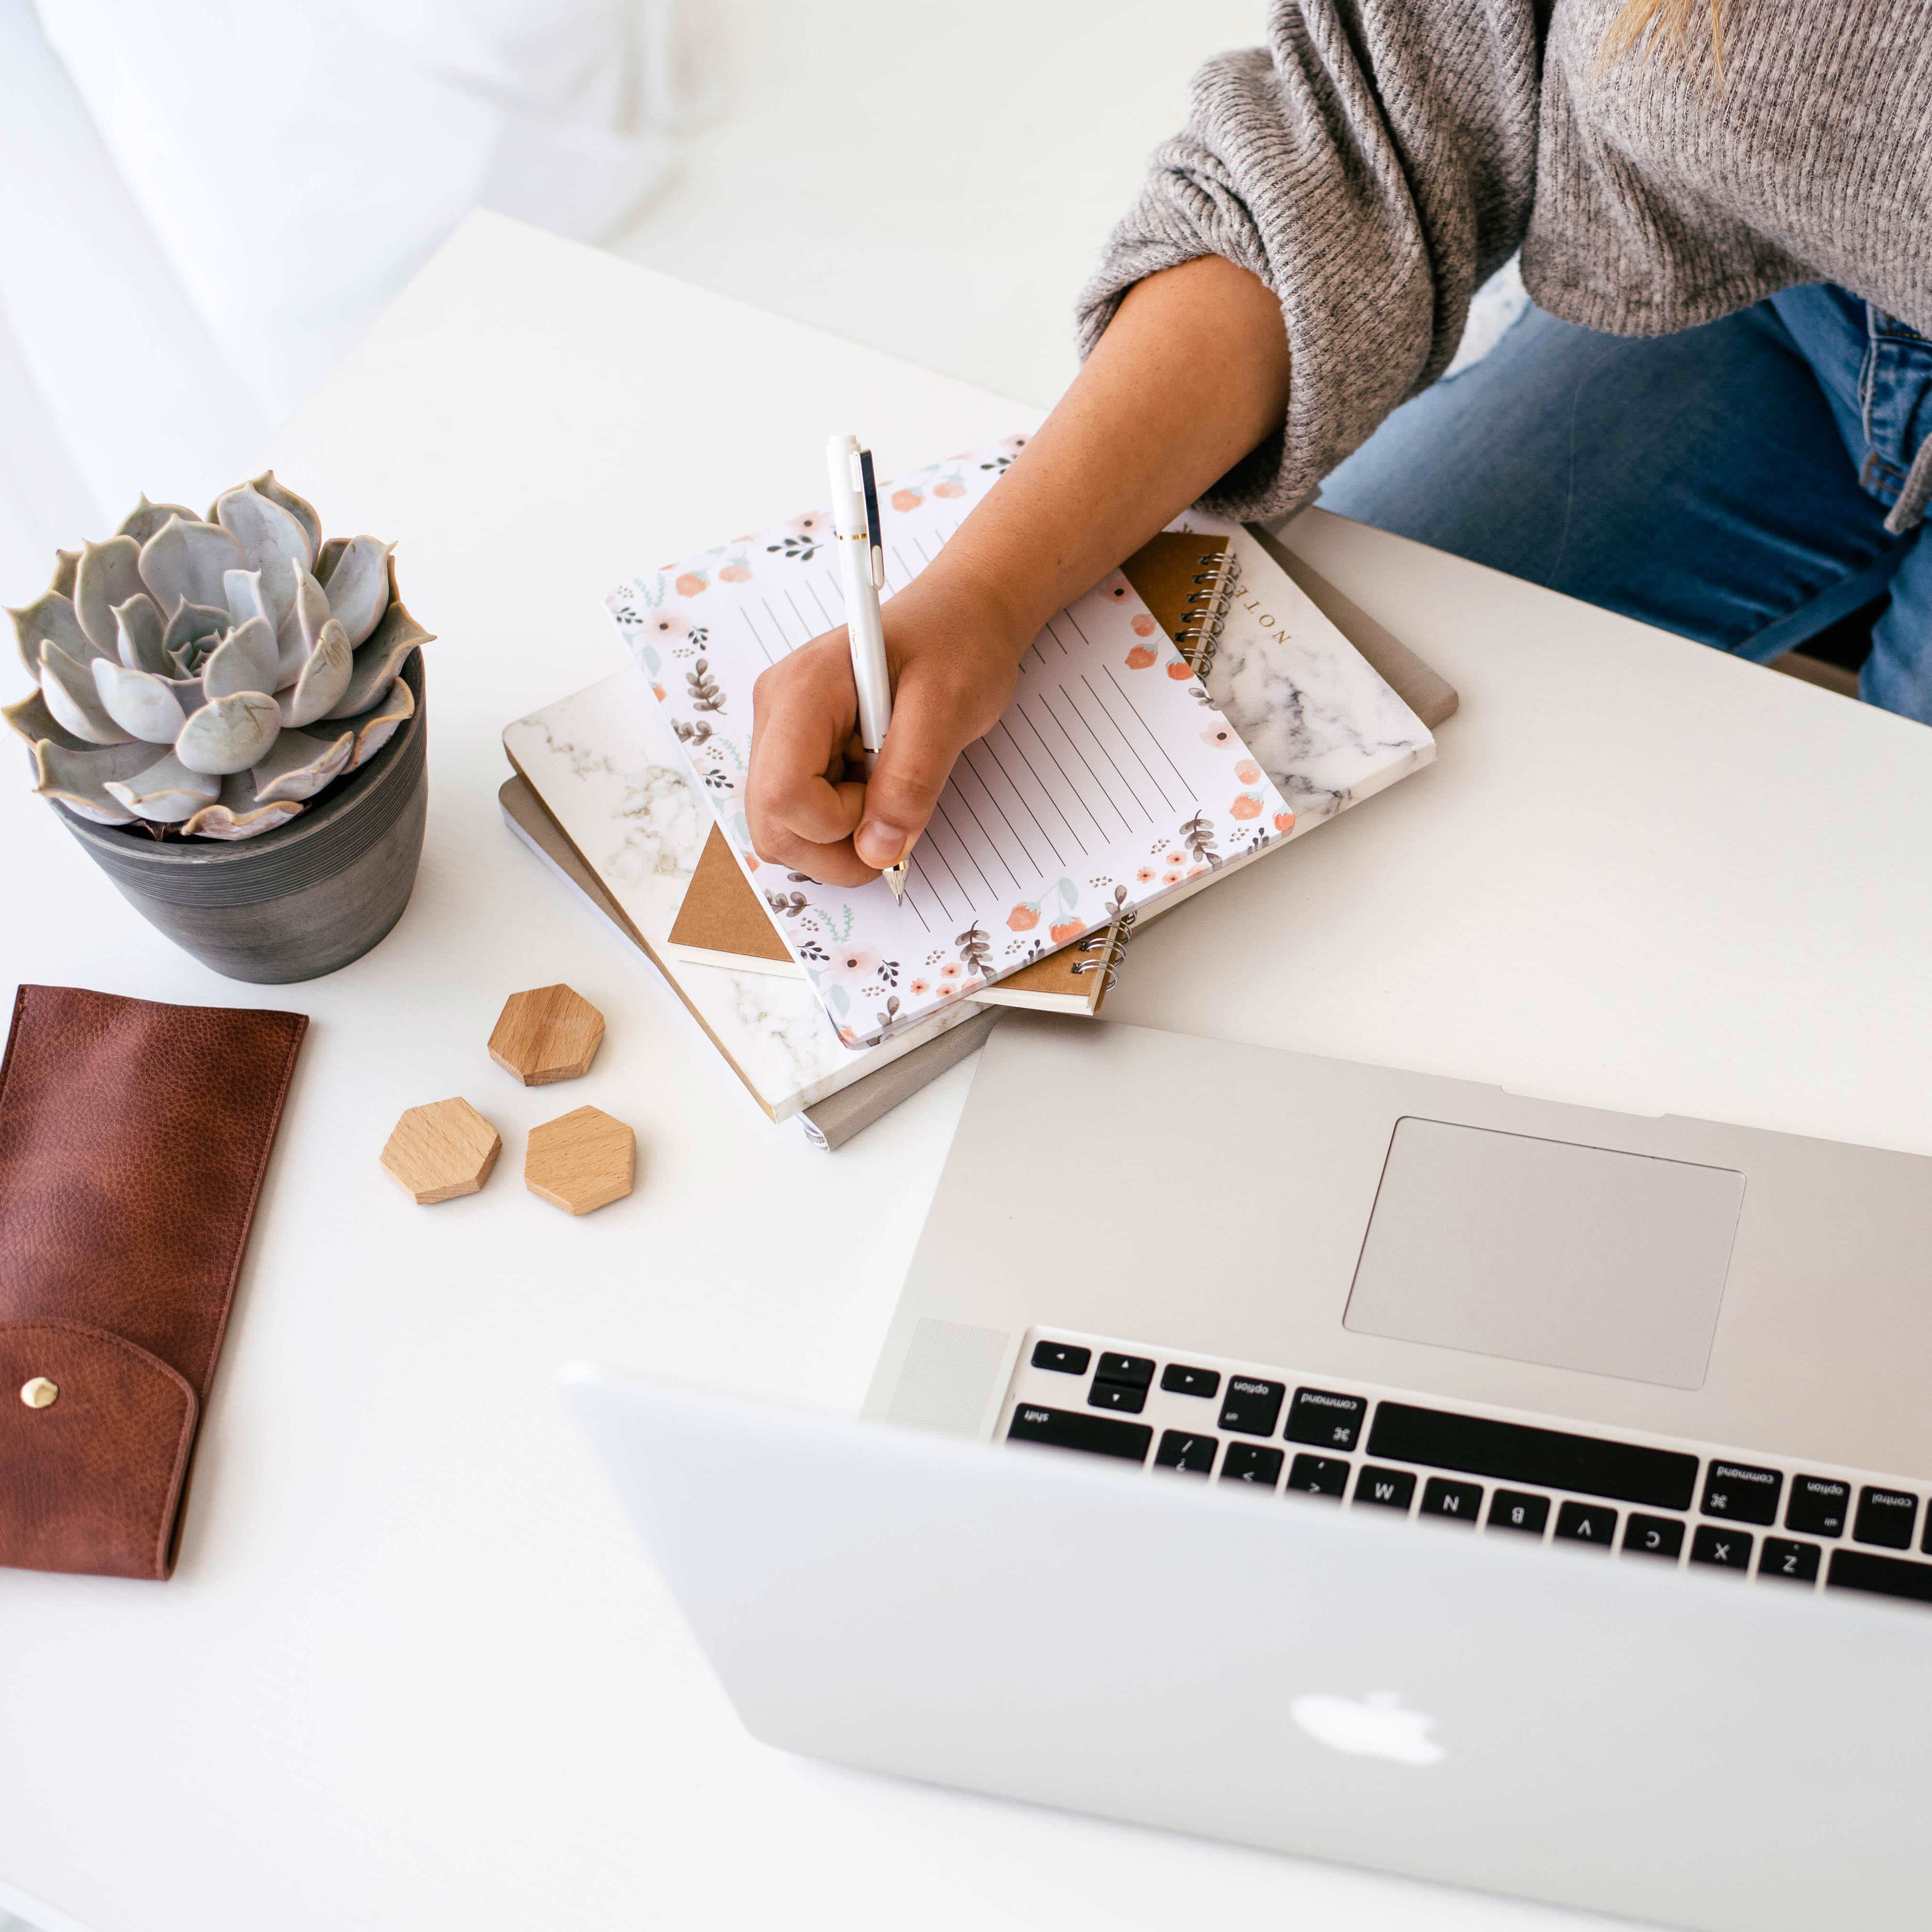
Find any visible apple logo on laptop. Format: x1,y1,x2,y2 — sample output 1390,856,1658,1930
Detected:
1290,1690,1446,1766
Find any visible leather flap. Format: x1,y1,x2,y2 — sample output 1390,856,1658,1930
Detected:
0,1318,198,1581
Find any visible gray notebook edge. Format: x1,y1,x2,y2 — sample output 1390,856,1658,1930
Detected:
1246,520,1460,730
498,773,1002,1150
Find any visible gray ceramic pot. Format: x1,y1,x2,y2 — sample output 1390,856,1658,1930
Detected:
55,652,427,984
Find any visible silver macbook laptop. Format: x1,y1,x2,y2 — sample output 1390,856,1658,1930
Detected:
568,1016,1932,1929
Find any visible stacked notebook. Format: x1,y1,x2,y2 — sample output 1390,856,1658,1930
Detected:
503,441,1452,1144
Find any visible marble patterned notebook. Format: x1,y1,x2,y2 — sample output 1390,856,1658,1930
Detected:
607,443,1308,1049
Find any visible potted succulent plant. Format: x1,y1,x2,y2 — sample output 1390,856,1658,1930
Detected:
5,474,433,982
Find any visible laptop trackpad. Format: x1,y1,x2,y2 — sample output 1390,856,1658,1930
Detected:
1343,1118,1745,1389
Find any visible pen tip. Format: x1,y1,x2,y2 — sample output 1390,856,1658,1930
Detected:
886,861,907,902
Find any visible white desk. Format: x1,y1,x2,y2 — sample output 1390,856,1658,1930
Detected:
6,213,1932,1932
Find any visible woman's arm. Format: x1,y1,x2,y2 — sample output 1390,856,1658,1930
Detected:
746,254,1291,884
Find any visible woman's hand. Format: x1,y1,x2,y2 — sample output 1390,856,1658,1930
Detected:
747,562,1026,885
745,255,1294,887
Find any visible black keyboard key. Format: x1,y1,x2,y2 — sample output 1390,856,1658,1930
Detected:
1220,1443,1285,1488
1700,1461,1783,1526
1153,1429,1218,1475
1853,1486,1919,1550
1094,1351,1154,1390
1354,1465,1416,1511
1759,1538,1821,1584
1554,1501,1617,1549
1828,1548,1932,1605
1219,1376,1287,1436
1160,1362,1220,1398
1030,1340,1090,1375
1008,1404,1151,1462
1488,1490,1551,1536
1622,1514,1685,1560
1286,1454,1350,1500
1786,1475,1850,1539
1419,1477,1483,1525
1366,1402,1697,1512
1087,1381,1146,1414
1690,1525,1754,1571
1284,1387,1366,1451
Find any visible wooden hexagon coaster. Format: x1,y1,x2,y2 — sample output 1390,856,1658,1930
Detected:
488,984,606,1086
525,1105,636,1216
381,1097,502,1204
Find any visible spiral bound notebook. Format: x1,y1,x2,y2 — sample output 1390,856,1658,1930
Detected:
608,446,1308,1049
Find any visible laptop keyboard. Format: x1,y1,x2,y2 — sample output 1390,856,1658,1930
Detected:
1000,1331,1932,1609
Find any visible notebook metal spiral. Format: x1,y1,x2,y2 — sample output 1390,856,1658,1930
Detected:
1070,902,1138,995
1173,548,1242,677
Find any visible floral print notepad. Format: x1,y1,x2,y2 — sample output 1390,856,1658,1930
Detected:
607,442,1302,1049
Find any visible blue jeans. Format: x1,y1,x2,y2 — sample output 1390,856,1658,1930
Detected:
1317,284,1932,722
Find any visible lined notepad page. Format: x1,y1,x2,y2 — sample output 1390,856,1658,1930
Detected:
609,440,1294,1047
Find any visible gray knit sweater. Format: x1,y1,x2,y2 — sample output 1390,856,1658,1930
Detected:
1078,0,1932,531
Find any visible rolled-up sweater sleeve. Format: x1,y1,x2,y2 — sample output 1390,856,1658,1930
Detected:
1077,0,1545,521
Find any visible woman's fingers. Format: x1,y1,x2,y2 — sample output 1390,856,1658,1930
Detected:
853,658,999,869
748,635,877,883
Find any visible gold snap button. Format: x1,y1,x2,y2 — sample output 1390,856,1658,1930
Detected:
20,1377,58,1410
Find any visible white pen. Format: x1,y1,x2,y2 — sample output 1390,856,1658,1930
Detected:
826,432,907,900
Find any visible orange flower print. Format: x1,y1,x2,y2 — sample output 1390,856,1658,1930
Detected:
1135,865,1156,883
1162,872,1182,886
1166,852,1184,867
1125,644,1157,670
940,963,961,980
1131,614,1157,637
718,562,751,583
1050,918,1083,944
1007,903,1039,931
1230,792,1262,820
932,479,966,499
891,488,923,512
937,983,957,998
1274,809,1296,832
744,854,759,870
838,1026,860,1045
1166,661,1194,681
1187,865,1208,878
789,511,826,537
1234,759,1261,785
650,684,666,700
908,977,929,996
1200,724,1236,750
674,571,707,598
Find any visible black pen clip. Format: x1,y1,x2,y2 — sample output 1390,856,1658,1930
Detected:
857,446,885,588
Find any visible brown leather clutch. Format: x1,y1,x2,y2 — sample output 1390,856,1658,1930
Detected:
0,985,306,1579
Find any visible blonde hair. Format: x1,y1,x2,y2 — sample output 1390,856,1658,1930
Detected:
1601,0,1725,69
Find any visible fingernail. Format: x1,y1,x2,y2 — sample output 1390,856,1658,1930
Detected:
856,822,907,868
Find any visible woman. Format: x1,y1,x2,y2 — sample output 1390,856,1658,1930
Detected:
747,0,1931,886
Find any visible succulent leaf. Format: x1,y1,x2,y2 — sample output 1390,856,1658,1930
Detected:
315,536,393,648
246,472,322,563
224,567,271,632
5,687,89,750
113,594,169,674
91,657,189,743
117,496,200,548
173,690,281,775
10,590,97,678
215,483,315,599
274,567,331,686
40,640,135,744
180,773,305,840
74,537,145,658
253,725,353,803
201,616,280,699
48,548,81,598
32,738,158,823
282,618,353,727
323,597,431,719
341,674,416,769
138,518,243,616
103,751,222,822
